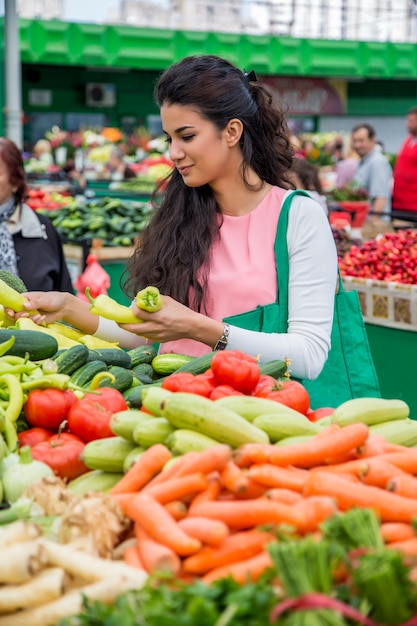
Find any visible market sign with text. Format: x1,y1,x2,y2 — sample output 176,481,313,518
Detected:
260,77,347,115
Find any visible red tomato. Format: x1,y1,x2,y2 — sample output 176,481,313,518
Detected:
255,379,310,415
24,389,78,431
210,385,244,400
211,350,260,395
307,407,335,422
18,427,55,447
31,434,88,480
67,387,127,442
162,372,215,397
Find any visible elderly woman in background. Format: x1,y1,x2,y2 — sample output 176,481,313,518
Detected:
0,137,73,292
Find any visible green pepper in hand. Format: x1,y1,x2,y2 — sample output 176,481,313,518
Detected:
85,287,141,324
86,286,162,324
135,286,163,312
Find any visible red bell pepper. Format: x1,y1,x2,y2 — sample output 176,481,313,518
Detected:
23,388,78,431
67,387,128,443
210,385,245,400
18,427,55,448
211,350,260,395
31,432,88,480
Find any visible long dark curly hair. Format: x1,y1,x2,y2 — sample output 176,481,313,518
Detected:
124,55,294,311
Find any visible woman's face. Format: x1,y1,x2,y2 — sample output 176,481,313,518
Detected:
0,156,15,205
160,103,239,189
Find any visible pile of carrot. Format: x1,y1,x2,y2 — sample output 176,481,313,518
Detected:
110,422,417,585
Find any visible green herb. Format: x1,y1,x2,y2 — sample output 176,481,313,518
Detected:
330,182,369,202
321,508,384,551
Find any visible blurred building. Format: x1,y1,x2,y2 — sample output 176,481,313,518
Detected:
17,0,64,19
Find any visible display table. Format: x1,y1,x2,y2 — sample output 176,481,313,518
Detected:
343,276,417,417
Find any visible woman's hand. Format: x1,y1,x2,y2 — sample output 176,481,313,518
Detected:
119,295,223,348
4,291,98,334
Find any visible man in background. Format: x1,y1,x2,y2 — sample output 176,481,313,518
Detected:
351,123,392,229
391,107,417,219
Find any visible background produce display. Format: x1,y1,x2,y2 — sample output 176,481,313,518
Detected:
37,197,155,248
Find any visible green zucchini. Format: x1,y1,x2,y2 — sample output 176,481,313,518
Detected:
67,470,123,495
151,353,194,375
123,446,146,473
110,409,154,441
70,359,108,388
166,429,219,455
98,365,133,393
92,348,132,369
161,392,270,447
132,363,154,379
0,328,58,361
81,437,137,473
127,345,158,367
133,417,175,448
259,359,289,379
52,343,89,375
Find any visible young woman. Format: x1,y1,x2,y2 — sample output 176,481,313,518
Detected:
0,137,73,292
7,55,337,380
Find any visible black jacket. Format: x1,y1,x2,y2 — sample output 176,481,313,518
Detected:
12,205,74,293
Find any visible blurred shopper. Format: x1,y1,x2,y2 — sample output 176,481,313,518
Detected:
335,137,359,188
391,107,417,216
351,123,392,225
108,147,136,181
290,158,328,214
0,137,73,292
32,139,54,167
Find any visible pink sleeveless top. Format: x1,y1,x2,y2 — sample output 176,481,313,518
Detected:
160,186,287,356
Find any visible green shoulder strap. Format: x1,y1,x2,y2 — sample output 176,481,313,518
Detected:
274,189,342,332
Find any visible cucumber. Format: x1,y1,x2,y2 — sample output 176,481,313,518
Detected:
253,412,320,442
52,343,89,375
98,365,133,393
81,437,137,472
160,392,270,448
168,351,215,376
123,383,162,408
166,429,219,455
133,417,175,448
70,359,108,388
127,345,158,367
132,363,154,378
110,409,154,441
0,328,58,360
259,359,289,379
67,469,123,495
151,353,194,375
92,348,132,369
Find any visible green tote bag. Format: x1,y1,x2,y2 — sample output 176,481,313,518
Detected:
224,190,381,409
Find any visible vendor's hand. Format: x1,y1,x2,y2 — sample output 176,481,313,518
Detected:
119,295,222,347
5,291,75,326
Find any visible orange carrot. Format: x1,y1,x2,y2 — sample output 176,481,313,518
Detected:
123,544,145,569
303,470,417,523
247,464,308,492
387,537,417,556
143,453,200,490
189,476,222,512
263,488,303,504
220,460,251,494
182,528,275,574
380,523,416,544
178,517,230,547
357,434,405,457
359,459,407,488
293,496,338,533
266,423,369,468
125,492,201,556
144,472,208,504
110,443,172,495
164,499,188,520
375,449,417,474
233,443,277,467
189,498,304,531
201,550,273,585
111,492,137,514
135,523,181,574
174,444,232,478
387,474,417,499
